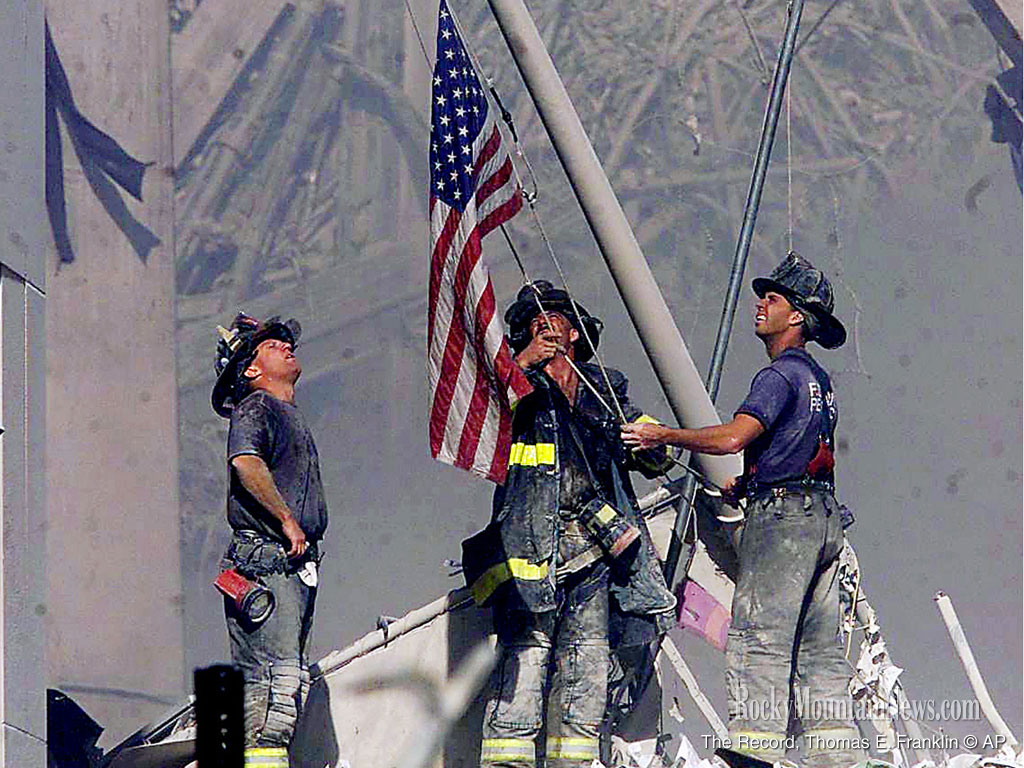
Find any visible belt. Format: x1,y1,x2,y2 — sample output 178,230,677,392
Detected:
556,518,603,578
231,529,321,566
746,479,834,503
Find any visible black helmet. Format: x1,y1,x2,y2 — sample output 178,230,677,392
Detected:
504,281,603,362
211,312,302,417
752,252,846,349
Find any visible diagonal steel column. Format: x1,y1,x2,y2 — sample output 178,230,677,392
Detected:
486,0,742,490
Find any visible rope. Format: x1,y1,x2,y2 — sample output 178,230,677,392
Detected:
403,0,433,70
786,3,794,254
408,0,725,500
446,2,629,427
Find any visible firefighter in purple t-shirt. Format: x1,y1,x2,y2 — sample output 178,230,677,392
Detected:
622,253,866,768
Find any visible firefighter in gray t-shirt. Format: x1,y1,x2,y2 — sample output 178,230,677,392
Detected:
622,254,866,768
212,312,328,768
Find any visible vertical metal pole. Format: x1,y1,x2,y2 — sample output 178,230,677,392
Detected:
708,0,806,403
664,0,807,585
485,0,742,490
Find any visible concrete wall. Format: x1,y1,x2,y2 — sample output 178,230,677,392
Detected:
0,1,48,765
44,0,185,746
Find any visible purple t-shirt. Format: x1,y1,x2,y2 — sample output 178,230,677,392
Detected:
735,348,837,489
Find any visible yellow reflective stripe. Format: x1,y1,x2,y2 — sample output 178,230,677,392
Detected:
546,736,600,759
508,442,555,467
245,746,289,767
634,451,672,470
471,558,550,604
482,737,536,761
634,414,661,425
803,726,861,736
631,416,673,472
595,504,616,524
727,730,788,757
802,726,862,755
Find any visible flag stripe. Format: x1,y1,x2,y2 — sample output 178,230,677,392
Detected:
427,0,530,483
455,274,503,469
480,188,522,238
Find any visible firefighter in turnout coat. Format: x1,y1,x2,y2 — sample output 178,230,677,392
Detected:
463,282,677,768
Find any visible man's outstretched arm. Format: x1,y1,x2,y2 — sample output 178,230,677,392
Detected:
231,454,307,557
620,414,764,456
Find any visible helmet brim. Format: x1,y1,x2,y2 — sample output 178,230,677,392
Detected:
505,294,602,362
211,320,301,417
752,278,846,349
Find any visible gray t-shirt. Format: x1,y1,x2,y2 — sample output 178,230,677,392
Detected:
226,390,329,542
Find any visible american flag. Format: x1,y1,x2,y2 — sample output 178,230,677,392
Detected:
427,0,531,483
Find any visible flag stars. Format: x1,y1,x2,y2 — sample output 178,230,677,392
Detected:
430,4,494,210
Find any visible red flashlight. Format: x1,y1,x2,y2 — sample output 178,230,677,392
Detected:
214,568,276,626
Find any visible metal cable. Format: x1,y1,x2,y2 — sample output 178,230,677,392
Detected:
447,1,628,427
787,2,794,254
413,0,726,499
403,0,434,70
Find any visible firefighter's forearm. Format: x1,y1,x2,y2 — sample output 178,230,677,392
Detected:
660,424,745,454
231,454,295,524
662,415,763,454
622,414,763,454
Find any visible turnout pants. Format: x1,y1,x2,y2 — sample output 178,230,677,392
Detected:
725,490,865,768
480,544,610,768
223,535,317,768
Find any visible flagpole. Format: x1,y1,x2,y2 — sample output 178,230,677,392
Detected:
484,0,742,492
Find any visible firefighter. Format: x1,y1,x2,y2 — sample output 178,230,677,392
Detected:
212,313,329,768
621,253,867,768
463,281,677,768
